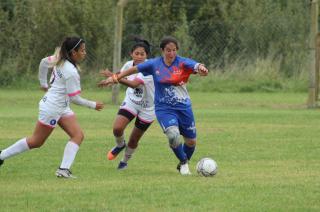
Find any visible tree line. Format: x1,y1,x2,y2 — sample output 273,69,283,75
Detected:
0,0,310,87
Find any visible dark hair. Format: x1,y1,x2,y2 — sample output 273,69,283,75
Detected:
57,36,85,66
131,36,151,56
160,36,179,50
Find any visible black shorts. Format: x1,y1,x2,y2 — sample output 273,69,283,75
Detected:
118,109,152,131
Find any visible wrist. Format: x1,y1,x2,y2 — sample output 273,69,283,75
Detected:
112,73,119,83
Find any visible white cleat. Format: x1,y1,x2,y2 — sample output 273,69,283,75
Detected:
180,163,191,175
55,168,77,179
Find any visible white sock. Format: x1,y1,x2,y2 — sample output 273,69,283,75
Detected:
59,141,79,169
0,138,29,160
115,135,125,147
122,146,135,163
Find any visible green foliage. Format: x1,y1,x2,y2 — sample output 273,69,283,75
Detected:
0,0,115,86
224,0,309,76
0,0,311,91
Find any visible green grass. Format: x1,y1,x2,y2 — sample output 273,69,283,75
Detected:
0,89,319,211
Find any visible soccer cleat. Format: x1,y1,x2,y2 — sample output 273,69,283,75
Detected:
55,168,77,179
107,143,126,160
176,160,188,172
179,161,191,175
0,151,3,167
117,161,128,170
176,163,181,171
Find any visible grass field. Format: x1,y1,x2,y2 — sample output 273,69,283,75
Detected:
0,89,319,211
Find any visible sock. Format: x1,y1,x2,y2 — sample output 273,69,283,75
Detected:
59,141,80,169
122,146,135,163
183,144,195,160
0,138,30,160
115,135,125,147
171,143,187,163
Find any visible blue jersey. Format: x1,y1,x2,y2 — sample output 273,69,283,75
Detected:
137,56,199,110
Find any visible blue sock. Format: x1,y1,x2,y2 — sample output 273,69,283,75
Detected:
183,144,195,160
171,144,187,163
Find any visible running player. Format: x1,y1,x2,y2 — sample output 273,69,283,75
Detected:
0,37,104,178
100,37,154,170
99,36,209,175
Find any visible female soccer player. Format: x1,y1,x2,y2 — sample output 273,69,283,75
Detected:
100,37,155,170
0,37,104,178
99,36,208,175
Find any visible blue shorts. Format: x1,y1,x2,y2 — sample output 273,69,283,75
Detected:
156,106,197,139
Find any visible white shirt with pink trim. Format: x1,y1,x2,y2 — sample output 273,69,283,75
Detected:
121,60,154,109
38,55,57,88
42,60,82,110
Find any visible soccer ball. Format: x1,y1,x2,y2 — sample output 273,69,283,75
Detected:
196,157,218,177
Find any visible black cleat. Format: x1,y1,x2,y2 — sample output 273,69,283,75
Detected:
0,151,4,167
176,163,181,171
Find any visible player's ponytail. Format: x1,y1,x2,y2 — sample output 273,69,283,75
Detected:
56,37,85,67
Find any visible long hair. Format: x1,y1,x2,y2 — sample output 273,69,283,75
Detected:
55,37,85,67
48,46,61,68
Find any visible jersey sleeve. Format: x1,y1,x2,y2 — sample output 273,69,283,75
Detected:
137,59,154,76
38,56,51,88
134,72,145,84
65,69,81,97
181,57,199,73
120,61,133,72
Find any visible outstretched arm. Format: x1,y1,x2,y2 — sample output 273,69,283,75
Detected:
98,66,138,87
100,69,142,88
196,64,209,76
70,95,104,111
118,78,142,88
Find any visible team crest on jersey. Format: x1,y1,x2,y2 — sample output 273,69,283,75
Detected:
172,66,182,74
50,119,57,126
134,88,143,98
156,70,160,75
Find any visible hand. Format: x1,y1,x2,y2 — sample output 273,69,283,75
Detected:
198,64,208,76
95,102,104,111
40,86,48,92
97,77,114,87
100,69,113,78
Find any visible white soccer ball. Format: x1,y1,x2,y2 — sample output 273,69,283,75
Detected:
196,157,218,177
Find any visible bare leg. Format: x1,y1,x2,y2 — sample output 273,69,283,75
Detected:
58,115,84,145
113,114,131,146
27,122,54,148
0,121,54,161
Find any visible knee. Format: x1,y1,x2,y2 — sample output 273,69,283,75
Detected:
71,131,84,144
26,137,45,149
185,139,196,147
113,127,124,137
165,126,181,148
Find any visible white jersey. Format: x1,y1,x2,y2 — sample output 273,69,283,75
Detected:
121,60,155,109
41,60,82,110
